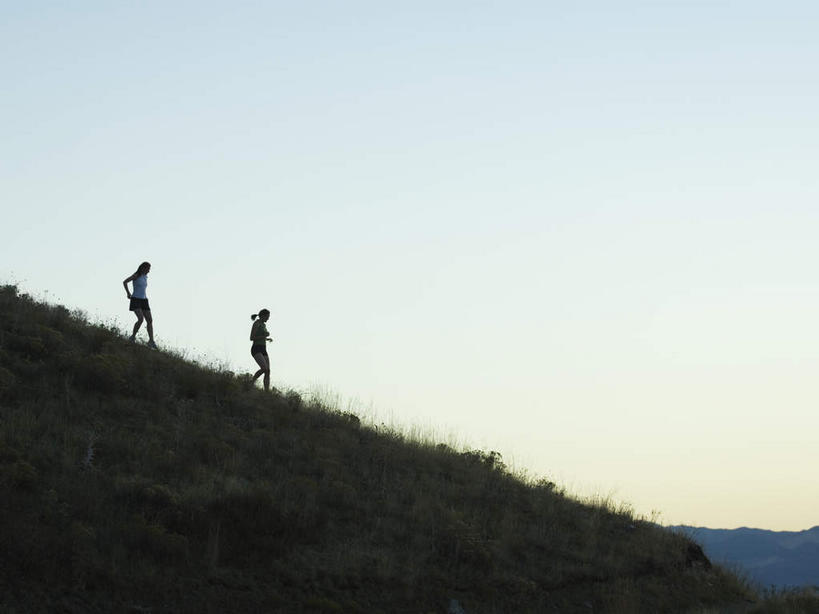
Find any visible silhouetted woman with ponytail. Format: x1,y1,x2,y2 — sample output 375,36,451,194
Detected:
250,309,272,390
123,261,157,349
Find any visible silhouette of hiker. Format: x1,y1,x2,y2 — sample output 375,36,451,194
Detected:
250,309,272,390
123,261,157,349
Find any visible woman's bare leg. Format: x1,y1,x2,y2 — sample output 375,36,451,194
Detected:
144,310,154,343
252,352,270,391
131,309,145,339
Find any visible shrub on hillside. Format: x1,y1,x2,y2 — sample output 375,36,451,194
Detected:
74,353,130,394
0,365,16,397
0,458,38,490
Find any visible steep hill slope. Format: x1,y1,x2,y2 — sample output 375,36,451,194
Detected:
0,284,782,612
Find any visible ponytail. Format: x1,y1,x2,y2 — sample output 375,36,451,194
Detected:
251,308,270,321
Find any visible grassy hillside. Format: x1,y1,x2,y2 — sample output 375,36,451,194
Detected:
0,284,815,613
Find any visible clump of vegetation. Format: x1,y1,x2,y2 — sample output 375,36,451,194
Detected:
746,588,819,614
0,284,814,613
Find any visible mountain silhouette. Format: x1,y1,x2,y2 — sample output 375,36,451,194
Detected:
673,526,819,588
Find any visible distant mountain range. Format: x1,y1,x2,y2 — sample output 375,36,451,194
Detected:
672,525,819,588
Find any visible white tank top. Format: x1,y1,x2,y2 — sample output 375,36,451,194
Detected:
132,274,148,299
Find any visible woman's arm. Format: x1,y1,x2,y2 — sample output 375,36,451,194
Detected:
122,274,135,298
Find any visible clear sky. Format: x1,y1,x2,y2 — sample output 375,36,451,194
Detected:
2,2,818,531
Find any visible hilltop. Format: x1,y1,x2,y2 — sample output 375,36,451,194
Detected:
0,284,815,613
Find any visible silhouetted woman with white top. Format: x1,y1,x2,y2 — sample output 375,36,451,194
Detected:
122,261,157,349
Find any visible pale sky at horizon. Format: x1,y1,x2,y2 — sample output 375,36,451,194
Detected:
3,1,819,531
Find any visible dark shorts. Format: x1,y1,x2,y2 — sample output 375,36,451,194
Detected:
251,345,268,358
130,298,150,312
